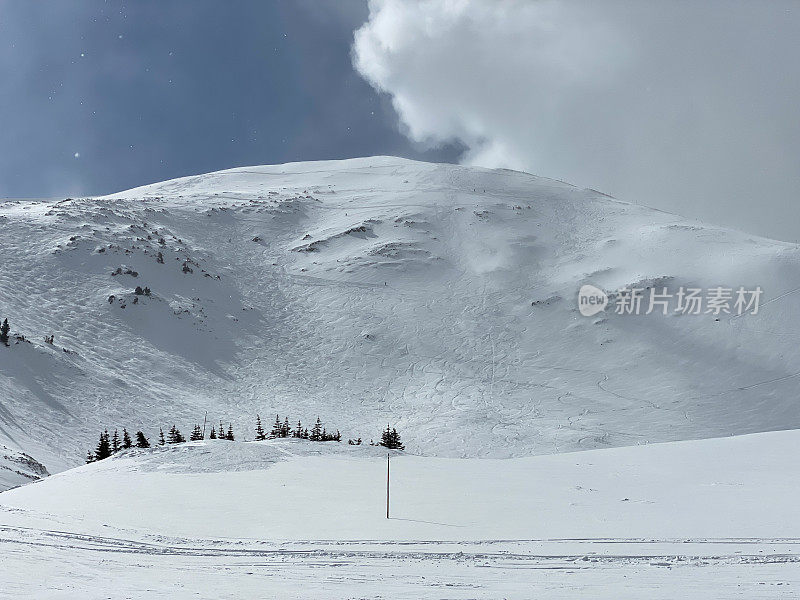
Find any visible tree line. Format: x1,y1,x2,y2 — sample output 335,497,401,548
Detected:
86,428,148,462
85,416,403,463
85,422,233,462
254,414,341,442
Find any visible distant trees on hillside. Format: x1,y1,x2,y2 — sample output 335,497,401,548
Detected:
94,430,112,460
216,421,234,441
270,415,289,438
379,424,404,450
84,416,403,463
0,318,9,346
310,417,323,441
0,319,58,348
87,429,150,462
167,426,186,444
255,415,266,440
122,429,132,449
205,423,234,440
258,415,340,442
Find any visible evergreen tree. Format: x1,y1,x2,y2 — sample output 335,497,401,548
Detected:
379,424,405,450
135,431,150,448
270,414,282,438
190,424,203,441
158,428,166,446
281,416,290,438
302,428,309,439
122,428,133,449
226,423,234,441
0,318,9,346
168,425,185,444
111,429,121,454
209,425,217,439
85,450,96,463
95,430,112,460
219,421,225,440
293,420,303,438
254,415,266,441
310,418,323,442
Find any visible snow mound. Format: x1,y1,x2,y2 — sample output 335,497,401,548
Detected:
2,431,799,541
106,438,393,474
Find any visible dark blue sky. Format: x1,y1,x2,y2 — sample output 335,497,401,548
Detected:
0,1,460,197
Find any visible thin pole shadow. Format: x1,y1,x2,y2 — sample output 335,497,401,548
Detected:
389,517,465,528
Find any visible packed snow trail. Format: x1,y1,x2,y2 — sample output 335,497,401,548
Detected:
2,529,799,600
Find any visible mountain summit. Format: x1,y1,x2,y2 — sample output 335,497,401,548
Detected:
1,156,798,479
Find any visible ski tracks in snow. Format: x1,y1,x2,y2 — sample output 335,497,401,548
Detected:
2,526,800,599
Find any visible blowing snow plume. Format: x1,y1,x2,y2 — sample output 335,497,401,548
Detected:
352,0,800,242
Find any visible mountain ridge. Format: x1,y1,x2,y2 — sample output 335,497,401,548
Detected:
0,156,798,483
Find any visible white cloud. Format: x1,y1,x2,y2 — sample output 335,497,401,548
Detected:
353,0,800,242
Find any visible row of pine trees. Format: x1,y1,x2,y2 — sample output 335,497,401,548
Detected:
254,414,341,442
86,428,149,462
86,422,233,462
86,417,403,463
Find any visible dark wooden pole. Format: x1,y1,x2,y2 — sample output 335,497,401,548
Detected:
386,452,390,519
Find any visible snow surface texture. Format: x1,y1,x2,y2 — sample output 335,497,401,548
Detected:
0,156,799,478
0,444,48,491
1,432,799,598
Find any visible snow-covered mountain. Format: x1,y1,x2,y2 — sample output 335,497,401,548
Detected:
1,156,799,478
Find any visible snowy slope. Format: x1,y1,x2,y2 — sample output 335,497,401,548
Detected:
1,432,800,598
1,156,799,477
4,431,800,540
0,444,48,491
